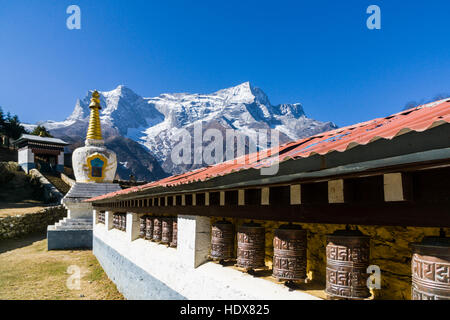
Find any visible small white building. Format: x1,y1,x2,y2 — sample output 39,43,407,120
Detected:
14,134,69,173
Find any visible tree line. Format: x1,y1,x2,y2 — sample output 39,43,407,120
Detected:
0,106,52,147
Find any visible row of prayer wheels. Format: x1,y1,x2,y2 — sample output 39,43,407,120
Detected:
112,213,126,231
97,211,105,224
211,220,308,281
139,215,177,247
211,219,450,300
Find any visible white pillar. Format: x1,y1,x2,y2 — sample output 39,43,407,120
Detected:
126,212,140,242
177,215,211,268
93,209,98,224
57,152,64,166
18,147,34,173
105,211,114,230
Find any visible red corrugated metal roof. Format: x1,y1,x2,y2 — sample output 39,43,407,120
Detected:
87,98,450,202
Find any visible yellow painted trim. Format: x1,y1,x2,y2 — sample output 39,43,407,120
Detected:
85,153,108,183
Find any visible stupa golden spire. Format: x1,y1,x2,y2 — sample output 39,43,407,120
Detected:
86,90,103,140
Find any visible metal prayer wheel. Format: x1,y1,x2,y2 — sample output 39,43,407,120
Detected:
113,214,119,229
152,216,162,242
117,214,122,230
97,212,105,224
170,218,178,248
145,216,153,240
139,216,146,238
325,227,371,300
272,223,307,281
411,230,450,300
161,218,173,244
120,214,126,231
113,213,125,230
237,222,265,269
211,219,235,260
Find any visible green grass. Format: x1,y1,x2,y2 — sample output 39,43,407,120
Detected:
0,236,124,300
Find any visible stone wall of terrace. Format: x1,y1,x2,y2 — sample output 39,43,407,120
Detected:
0,206,67,240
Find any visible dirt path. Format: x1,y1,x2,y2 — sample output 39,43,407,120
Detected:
0,233,124,300
0,202,48,218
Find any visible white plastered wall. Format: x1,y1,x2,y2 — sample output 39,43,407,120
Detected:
18,147,33,166
93,211,321,300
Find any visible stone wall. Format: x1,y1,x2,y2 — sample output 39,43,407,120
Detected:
0,206,67,240
61,173,76,187
29,169,64,203
211,217,450,300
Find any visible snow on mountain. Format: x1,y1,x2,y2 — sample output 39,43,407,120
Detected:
36,82,337,176
137,82,336,170
65,85,164,136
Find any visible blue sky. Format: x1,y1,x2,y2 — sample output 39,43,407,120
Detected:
0,0,449,127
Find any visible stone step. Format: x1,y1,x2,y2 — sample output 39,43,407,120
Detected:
53,222,93,229
56,225,92,230
54,225,93,230
63,217,92,223
55,218,93,228
61,220,93,226
56,223,93,229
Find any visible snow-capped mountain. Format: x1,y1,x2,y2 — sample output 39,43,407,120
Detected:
33,82,337,178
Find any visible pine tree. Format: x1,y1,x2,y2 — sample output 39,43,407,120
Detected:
0,107,4,134
4,112,27,142
30,125,53,138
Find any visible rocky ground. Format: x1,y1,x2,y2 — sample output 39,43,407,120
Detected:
0,161,48,216
0,233,123,300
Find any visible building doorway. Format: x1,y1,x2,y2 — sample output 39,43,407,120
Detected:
34,154,57,173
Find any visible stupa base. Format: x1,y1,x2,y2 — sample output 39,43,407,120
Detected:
47,224,93,250
47,182,121,250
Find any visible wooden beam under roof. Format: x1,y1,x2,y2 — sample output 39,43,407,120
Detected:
92,167,450,227
93,201,450,228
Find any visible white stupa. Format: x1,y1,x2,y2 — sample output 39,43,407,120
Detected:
47,90,122,250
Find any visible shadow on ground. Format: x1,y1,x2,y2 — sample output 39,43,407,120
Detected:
0,201,47,210
0,232,47,254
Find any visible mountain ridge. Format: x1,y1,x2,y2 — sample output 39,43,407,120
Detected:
25,82,337,179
